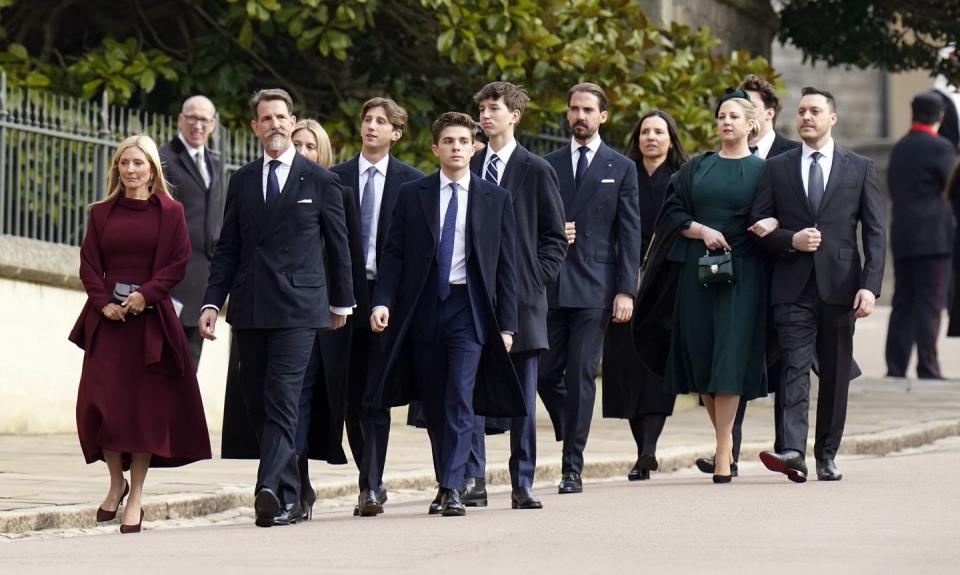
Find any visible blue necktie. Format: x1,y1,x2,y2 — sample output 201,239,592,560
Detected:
575,145,590,190
360,165,377,262
808,151,825,213
485,153,499,184
437,182,459,301
266,159,281,208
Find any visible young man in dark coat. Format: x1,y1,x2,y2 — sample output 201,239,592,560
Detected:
369,112,521,516
330,98,424,516
160,95,222,370
885,92,957,379
459,82,566,510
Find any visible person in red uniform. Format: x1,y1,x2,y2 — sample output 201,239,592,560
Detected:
70,134,212,534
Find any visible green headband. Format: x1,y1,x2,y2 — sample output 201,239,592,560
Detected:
715,88,750,117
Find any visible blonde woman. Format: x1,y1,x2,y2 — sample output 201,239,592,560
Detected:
69,135,211,533
293,119,334,168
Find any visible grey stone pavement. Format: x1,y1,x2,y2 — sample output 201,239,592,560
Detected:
2,305,960,537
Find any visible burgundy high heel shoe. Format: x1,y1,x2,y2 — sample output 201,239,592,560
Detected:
96,480,130,522
120,508,144,534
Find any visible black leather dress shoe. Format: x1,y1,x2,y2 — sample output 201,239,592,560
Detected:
511,486,543,509
694,457,739,477
357,488,384,516
428,488,443,515
440,488,466,517
816,458,843,481
462,477,488,507
254,488,282,527
273,502,302,526
557,471,582,494
759,450,808,483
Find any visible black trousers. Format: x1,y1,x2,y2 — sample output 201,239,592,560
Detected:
538,307,610,474
885,255,949,378
235,327,317,506
182,325,204,373
731,362,783,461
774,278,854,460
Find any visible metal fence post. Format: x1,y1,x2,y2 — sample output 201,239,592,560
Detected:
0,71,7,235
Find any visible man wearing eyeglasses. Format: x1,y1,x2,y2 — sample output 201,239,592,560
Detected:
161,95,222,371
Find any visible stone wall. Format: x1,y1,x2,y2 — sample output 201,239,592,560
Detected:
638,0,778,60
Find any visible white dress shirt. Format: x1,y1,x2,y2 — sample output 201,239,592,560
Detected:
800,138,835,196
260,145,297,201
753,129,776,159
483,138,517,185
438,171,470,285
569,134,602,176
358,154,390,279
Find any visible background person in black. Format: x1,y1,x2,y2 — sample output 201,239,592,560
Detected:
885,92,957,380
602,110,688,482
160,95,222,371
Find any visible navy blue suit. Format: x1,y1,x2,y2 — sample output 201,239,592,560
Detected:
372,172,521,489
538,141,642,475
329,154,423,493
204,151,354,506
464,144,566,488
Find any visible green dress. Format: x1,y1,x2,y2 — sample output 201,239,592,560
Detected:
664,154,768,400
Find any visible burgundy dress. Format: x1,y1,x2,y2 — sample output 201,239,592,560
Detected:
72,194,211,468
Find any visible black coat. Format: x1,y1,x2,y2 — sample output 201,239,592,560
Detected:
470,144,567,352
751,145,886,306
603,162,677,418
370,173,524,416
543,142,643,308
888,130,957,259
767,132,801,159
160,136,222,325
202,153,354,326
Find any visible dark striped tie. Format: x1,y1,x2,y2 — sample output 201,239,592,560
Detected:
485,153,499,184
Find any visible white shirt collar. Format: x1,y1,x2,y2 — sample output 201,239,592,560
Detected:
570,134,602,156
486,138,517,166
177,133,203,156
440,170,471,193
802,137,834,160
359,153,390,177
263,144,297,168
754,129,776,159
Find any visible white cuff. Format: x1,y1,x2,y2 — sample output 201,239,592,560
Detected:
330,306,353,316
201,304,220,313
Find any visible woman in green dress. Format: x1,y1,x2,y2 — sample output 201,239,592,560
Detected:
633,89,777,483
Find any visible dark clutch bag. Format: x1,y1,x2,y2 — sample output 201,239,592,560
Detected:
697,250,735,286
112,282,152,309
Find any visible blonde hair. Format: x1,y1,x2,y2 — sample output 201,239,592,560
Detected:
293,119,334,168
721,97,761,141
95,134,171,205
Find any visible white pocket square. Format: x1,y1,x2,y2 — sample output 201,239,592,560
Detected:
601,178,616,184
297,199,313,204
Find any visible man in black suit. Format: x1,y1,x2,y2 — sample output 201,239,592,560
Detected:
539,83,642,494
199,88,354,526
370,112,521,516
885,92,957,379
459,82,566,509
751,87,885,482
330,97,424,516
160,95,222,371
695,75,801,478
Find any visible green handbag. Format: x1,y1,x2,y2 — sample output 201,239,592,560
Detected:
697,250,735,287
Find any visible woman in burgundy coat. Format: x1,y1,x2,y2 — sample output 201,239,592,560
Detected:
69,134,211,533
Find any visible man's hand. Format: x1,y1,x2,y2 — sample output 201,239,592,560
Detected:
701,226,732,252
748,217,779,238
853,289,876,319
792,228,822,252
120,291,146,316
101,303,126,322
330,313,347,330
611,292,634,324
501,332,513,353
198,308,218,340
370,307,389,333
565,221,576,245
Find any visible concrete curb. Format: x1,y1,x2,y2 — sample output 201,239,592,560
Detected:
3,418,958,535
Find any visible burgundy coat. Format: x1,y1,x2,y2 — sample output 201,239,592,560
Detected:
69,193,193,376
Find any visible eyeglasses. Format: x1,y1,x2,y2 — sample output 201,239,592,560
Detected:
182,115,215,127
